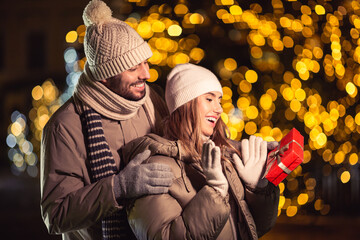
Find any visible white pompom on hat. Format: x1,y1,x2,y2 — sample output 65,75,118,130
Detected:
165,63,223,114
82,0,153,81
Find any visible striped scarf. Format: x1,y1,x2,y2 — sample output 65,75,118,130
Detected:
82,105,135,240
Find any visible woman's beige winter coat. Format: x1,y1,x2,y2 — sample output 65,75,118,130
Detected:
121,134,280,240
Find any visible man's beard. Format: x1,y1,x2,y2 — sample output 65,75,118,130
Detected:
119,83,146,101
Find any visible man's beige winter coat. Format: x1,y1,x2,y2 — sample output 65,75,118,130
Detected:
121,134,280,240
40,89,167,239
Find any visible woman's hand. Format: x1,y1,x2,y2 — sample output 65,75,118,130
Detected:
201,140,228,197
233,135,269,188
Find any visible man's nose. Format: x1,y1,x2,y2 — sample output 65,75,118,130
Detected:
138,63,150,79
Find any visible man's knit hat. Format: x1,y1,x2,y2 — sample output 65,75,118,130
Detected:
82,0,153,81
165,63,223,114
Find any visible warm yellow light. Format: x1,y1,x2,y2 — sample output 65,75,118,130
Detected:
148,50,162,65
279,182,285,194
296,61,307,74
290,99,301,112
168,25,182,36
216,9,228,19
355,112,360,125
329,108,339,121
244,121,257,135
334,151,345,164
147,69,158,83
349,153,359,165
303,150,311,164
224,58,237,71
252,34,266,46
346,82,356,95
269,128,282,142
11,122,23,137
267,89,278,101
65,31,78,43
221,0,234,5
278,196,285,209
246,106,259,119
237,97,250,109
313,47,323,59
239,80,252,93
315,5,326,15
174,4,189,15
294,88,306,101
32,86,43,101
229,127,238,140
38,114,50,130
189,13,204,24
297,193,309,205
189,48,204,62
340,171,351,183
283,36,294,48
174,52,189,64
314,199,323,210
221,112,229,124
272,39,284,51
229,5,243,15
282,87,294,101
286,206,297,217
305,178,316,190
300,5,312,15
222,86,233,100
251,46,263,59
316,133,327,146
280,17,291,28
245,70,258,83
259,94,273,110
137,21,153,38
152,20,166,32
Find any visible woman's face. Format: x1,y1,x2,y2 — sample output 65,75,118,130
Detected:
197,91,223,137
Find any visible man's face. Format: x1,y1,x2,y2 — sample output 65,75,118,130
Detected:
101,60,150,101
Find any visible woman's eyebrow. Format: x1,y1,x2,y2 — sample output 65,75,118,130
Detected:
206,92,222,99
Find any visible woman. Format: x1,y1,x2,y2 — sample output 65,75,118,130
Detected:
121,63,279,239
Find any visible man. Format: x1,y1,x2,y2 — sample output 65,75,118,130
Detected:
40,0,173,239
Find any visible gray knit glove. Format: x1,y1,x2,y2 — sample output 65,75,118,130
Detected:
201,140,228,197
114,150,174,199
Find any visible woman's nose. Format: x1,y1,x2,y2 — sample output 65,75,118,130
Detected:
214,102,223,114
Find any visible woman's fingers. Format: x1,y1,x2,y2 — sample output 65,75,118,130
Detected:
260,140,268,163
211,146,221,168
241,139,249,164
255,136,262,161
249,136,256,161
233,153,244,171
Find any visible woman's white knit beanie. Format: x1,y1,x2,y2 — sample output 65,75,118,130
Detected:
165,63,223,114
82,0,152,81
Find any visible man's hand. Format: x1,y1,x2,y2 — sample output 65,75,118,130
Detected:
201,140,228,197
116,150,174,199
233,135,269,188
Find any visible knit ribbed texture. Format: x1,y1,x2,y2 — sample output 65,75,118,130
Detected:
83,0,152,81
74,64,156,124
165,63,223,114
82,106,135,239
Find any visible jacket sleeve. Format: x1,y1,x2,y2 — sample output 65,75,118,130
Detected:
244,183,280,237
40,121,121,234
128,185,230,240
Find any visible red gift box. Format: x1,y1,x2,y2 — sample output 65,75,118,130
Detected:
265,128,304,186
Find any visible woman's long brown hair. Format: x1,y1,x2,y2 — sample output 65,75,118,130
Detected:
163,97,239,163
